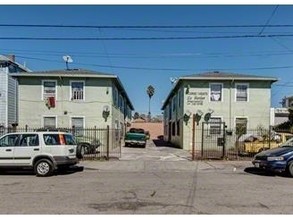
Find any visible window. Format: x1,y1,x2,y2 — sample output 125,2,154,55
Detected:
210,83,223,102
236,84,248,102
112,86,119,107
178,89,181,107
176,120,180,136
119,94,123,110
43,117,57,129
71,81,84,101
0,134,20,147
43,134,60,145
71,117,84,136
172,95,176,111
172,122,176,136
236,118,248,135
209,117,222,135
19,134,39,147
43,80,56,100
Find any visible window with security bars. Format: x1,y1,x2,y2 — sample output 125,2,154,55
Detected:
209,117,222,135
71,81,84,101
236,84,248,102
43,81,56,100
236,118,248,135
71,117,84,136
43,117,56,129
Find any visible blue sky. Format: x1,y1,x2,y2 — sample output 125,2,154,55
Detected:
1,5,293,115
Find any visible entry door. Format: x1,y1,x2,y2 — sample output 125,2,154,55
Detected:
13,134,40,165
0,134,20,165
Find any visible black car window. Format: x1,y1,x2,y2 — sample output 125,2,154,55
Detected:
0,134,20,147
43,134,60,145
64,134,76,145
19,134,39,147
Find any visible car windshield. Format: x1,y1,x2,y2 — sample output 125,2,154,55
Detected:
281,137,293,147
129,128,145,134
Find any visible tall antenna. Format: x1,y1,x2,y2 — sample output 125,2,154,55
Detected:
62,55,73,70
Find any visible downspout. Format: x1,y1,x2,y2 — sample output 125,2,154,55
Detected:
229,79,234,130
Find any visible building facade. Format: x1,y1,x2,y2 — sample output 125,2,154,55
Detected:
161,71,278,150
0,55,31,127
11,69,134,132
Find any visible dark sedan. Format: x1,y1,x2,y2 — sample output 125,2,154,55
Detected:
252,145,293,176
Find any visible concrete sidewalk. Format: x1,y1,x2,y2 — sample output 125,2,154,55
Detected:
79,139,253,173
79,159,252,173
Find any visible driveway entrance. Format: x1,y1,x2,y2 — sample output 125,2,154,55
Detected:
121,140,191,161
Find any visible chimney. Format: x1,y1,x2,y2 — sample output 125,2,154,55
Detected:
6,54,15,62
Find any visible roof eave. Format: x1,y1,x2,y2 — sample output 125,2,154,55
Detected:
181,76,278,82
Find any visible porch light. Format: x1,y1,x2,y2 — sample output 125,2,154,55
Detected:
194,110,203,125
183,110,191,125
102,105,110,122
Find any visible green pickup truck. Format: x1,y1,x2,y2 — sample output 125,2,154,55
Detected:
125,128,147,148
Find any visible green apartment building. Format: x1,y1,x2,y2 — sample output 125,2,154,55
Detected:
161,71,278,151
11,69,134,132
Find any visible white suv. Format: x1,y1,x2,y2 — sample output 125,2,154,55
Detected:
0,131,79,177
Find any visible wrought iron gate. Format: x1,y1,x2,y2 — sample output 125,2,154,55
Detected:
201,121,226,159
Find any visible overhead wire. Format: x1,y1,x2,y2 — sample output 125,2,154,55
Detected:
3,33,293,41
258,5,279,35
2,24,293,29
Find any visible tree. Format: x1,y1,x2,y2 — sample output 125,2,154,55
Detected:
146,85,155,121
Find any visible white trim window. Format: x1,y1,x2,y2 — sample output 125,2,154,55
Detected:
71,117,85,136
42,80,57,100
235,117,248,135
70,81,85,101
236,83,249,102
209,117,222,135
43,116,57,129
210,83,223,102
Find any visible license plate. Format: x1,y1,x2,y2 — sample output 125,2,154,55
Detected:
254,163,260,168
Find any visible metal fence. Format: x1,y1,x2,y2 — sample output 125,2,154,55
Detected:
0,126,122,160
192,126,293,160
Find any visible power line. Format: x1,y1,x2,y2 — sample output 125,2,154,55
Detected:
3,33,293,41
16,55,293,72
3,47,293,58
2,24,293,29
259,5,279,35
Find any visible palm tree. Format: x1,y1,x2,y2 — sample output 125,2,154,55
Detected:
146,85,155,121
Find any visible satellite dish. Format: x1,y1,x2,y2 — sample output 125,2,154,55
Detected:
103,105,110,112
186,110,191,116
62,55,73,70
170,77,178,84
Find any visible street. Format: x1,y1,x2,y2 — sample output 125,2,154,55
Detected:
0,141,293,214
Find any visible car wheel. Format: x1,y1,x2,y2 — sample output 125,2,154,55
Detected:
34,159,54,177
76,144,86,159
287,161,293,177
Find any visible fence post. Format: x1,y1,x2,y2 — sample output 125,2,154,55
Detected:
106,125,110,160
25,125,28,132
201,122,204,158
269,125,271,149
192,114,196,161
222,122,226,159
